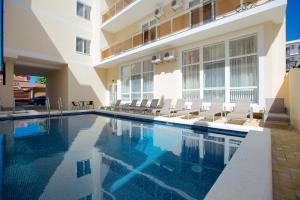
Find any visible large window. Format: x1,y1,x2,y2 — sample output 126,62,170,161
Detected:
229,35,258,103
77,1,91,20
76,37,91,55
182,49,200,101
181,34,259,104
203,42,225,102
121,60,154,101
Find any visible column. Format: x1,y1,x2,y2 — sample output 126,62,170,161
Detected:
0,59,15,108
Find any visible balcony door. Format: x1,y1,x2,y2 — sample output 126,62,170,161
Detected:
142,19,157,45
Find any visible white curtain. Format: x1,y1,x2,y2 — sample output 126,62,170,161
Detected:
230,35,258,103
121,65,131,101
203,43,225,102
182,49,200,101
121,60,154,101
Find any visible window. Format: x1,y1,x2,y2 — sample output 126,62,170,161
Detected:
77,159,91,178
229,35,258,103
142,19,157,44
76,37,91,55
203,42,225,102
121,59,154,101
77,1,91,20
182,49,200,101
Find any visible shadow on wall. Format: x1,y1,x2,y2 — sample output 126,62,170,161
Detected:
66,67,107,110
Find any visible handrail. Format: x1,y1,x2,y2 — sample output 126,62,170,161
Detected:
101,0,269,60
46,97,51,118
58,97,63,116
102,0,136,23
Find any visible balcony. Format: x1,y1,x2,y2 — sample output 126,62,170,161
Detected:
102,0,135,23
97,0,286,67
101,0,166,32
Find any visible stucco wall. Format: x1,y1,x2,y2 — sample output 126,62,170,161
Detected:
289,68,300,131
3,0,106,110
0,61,15,108
263,20,287,106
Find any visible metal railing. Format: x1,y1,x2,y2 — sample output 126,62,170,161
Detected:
230,87,258,103
46,97,51,117
102,0,136,23
101,0,269,60
58,97,63,116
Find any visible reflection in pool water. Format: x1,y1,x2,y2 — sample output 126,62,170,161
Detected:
0,115,244,200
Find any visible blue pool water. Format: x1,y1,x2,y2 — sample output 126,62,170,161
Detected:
0,114,245,200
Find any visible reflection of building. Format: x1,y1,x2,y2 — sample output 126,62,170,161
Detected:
2,116,244,200
1,75,46,101
286,40,300,71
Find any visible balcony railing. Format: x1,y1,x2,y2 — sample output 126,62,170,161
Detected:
102,0,136,23
101,0,268,60
230,87,258,103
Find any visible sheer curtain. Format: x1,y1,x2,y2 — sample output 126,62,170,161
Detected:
182,49,201,101
143,60,154,99
120,60,154,101
121,65,131,101
131,62,142,101
203,43,225,102
230,35,258,103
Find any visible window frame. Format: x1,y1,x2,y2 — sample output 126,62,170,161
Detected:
229,34,259,103
76,1,91,20
180,33,259,104
76,36,91,55
120,58,154,102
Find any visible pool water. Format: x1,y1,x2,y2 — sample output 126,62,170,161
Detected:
0,114,245,200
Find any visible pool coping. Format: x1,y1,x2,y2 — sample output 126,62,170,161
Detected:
0,109,272,200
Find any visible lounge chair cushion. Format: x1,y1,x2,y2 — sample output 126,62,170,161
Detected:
227,112,248,121
265,113,290,123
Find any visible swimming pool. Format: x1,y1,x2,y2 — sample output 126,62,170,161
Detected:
0,114,245,200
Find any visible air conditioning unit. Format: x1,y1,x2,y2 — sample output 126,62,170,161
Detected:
151,55,162,64
154,8,164,19
171,0,183,11
163,51,176,62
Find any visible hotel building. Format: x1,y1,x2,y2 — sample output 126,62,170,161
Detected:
0,0,287,111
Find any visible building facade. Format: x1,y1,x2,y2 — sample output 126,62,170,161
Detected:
0,0,287,111
286,39,300,71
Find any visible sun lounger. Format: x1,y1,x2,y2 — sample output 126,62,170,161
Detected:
104,100,122,110
226,99,252,123
134,99,159,113
151,99,172,116
128,99,148,112
200,99,224,121
120,99,138,111
264,98,290,125
176,99,203,119
159,99,186,117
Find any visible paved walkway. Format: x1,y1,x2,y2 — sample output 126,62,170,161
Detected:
271,127,300,200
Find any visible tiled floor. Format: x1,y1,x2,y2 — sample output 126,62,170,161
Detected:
271,127,300,200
